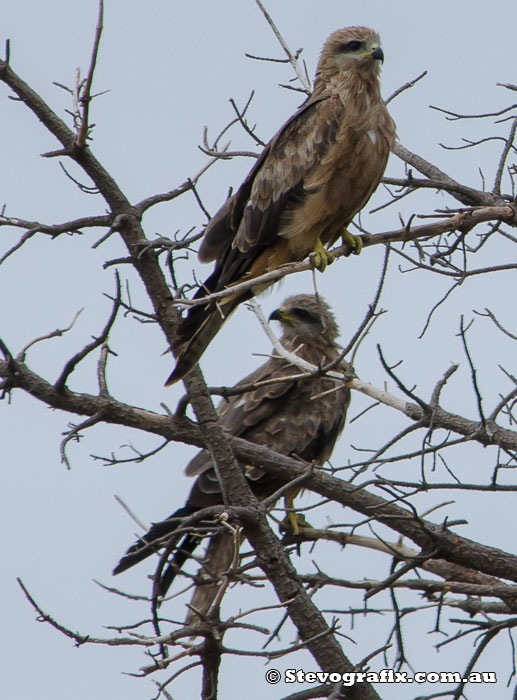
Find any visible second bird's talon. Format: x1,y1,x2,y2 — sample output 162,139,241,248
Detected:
280,512,310,536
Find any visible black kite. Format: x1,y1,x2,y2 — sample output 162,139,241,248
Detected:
167,26,395,384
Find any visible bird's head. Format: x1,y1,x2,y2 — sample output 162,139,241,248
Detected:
269,294,339,347
316,26,384,82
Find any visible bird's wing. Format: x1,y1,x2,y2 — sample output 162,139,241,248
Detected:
197,92,345,270
186,356,350,481
184,356,301,477
240,363,351,469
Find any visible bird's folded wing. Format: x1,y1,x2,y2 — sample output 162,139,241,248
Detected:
198,93,345,272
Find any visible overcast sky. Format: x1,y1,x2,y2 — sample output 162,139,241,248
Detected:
2,1,517,698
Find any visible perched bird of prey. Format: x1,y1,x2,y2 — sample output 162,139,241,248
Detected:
115,294,352,618
167,26,395,384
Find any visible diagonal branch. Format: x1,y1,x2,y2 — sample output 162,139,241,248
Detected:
174,205,516,311
4,357,517,583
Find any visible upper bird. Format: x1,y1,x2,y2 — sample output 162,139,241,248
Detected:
167,26,395,384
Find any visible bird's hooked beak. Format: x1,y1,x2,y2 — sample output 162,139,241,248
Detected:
370,46,384,63
357,44,384,63
269,307,292,323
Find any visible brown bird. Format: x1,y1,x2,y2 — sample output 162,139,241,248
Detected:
167,26,395,384
115,294,352,618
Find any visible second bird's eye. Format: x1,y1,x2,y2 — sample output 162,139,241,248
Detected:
293,307,312,320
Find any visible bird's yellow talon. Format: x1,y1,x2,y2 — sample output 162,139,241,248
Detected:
280,511,309,536
342,229,363,256
310,240,334,272
279,490,311,536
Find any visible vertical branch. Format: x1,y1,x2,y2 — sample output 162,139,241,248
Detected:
76,0,104,147
185,369,381,699
459,316,486,425
493,116,517,195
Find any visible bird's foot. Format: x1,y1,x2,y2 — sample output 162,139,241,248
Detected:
310,240,334,272
341,229,363,256
280,511,309,536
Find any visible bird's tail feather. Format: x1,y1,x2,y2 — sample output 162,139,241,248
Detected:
157,532,203,599
165,291,249,385
114,506,227,605
112,505,196,575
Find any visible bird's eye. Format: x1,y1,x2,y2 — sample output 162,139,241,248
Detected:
340,40,362,52
293,307,313,320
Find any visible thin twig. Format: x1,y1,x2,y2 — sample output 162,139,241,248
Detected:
253,0,311,92
75,0,104,147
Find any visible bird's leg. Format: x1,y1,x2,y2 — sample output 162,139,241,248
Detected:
309,238,335,272
341,228,363,256
281,492,309,536
285,493,300,535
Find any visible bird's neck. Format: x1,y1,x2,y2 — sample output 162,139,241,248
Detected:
283,335,339,364
314,67,381,105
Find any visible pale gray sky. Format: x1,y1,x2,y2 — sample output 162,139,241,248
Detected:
2,1,517,698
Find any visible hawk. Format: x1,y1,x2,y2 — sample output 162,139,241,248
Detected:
167,26,395,384
114,294,352,617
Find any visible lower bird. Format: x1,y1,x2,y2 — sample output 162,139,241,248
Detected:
114,294,352,619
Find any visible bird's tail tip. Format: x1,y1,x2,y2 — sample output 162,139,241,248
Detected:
164,310,230,387
164,367,181,386
112,559,132,576
164,350,196,386
165,292,247,387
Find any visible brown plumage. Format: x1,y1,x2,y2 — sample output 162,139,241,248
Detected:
115,294,352,619
167,26,395,384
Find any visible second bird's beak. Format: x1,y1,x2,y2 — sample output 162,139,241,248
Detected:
270,305,299,324
269,307,284,322
270,307,296,324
